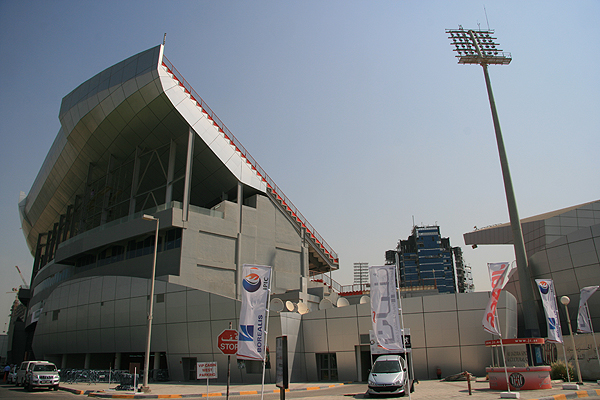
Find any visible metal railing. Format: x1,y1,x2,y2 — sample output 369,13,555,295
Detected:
161,56,338,263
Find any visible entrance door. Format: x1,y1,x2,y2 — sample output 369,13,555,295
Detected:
181,357,197,381
360,348,371,381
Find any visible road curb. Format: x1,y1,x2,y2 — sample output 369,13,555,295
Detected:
60,382,347,398
527,388,600,400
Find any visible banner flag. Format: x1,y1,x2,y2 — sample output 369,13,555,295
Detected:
577,285,599,333
482,262,514,335
369,265,403,352
535,279,563,343
238,264,271,360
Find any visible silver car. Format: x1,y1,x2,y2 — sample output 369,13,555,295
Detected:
367,355,412,397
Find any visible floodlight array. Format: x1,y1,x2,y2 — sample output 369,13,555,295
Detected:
446,28,511,65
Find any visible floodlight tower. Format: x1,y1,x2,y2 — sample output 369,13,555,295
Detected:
446,27,540,337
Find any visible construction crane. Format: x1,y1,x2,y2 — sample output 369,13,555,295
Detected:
15,265,29,289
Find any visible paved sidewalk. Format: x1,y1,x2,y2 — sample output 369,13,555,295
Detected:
58,379,600,399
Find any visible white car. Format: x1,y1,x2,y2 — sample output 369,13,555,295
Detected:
16,361,60,391
367,355,413,397
6,365,17,384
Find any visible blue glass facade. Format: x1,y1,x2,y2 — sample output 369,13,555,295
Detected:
392,226,458,293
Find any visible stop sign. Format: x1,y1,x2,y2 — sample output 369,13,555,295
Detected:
217,329,238,355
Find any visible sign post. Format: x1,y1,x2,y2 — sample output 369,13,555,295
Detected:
197,362,217,396
218,327,238,400
276,336,288,400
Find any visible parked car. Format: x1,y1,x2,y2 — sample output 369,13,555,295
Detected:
16,361,59,391
367,355,413,397
6,365,17,384
15,361,35,386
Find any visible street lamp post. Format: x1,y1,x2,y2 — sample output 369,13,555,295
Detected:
560,296,583,384
141,214,159,392
446,27,540,337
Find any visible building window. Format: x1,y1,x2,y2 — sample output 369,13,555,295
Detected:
165,229,182,250
52,310,60,321
316,353,337,381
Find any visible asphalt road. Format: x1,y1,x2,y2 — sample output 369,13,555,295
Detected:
0,382,367,400
0,383,77,399
187,383,367,400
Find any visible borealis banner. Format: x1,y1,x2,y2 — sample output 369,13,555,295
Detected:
369,265,404,352
238,264,271,360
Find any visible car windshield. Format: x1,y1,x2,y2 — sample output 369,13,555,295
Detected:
33,364,57,372
372,360,402,373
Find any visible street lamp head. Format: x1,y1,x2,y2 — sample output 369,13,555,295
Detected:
142,214,157,221
446,27,511,65
560,295,570,305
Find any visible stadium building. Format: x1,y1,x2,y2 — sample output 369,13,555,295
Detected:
464,200,600,339
19,45,598,383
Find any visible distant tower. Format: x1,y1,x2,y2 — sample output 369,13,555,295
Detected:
353,262,369,286
386,225,471,294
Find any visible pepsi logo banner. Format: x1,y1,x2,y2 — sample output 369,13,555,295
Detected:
535,279,563,343
238,264,272,360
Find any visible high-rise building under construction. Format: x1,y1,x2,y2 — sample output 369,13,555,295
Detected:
386,225,471,294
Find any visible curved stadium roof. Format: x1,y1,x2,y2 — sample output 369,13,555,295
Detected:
20,45,338,270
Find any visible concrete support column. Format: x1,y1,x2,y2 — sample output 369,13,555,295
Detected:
300,228,309,297
79,163,95,232
129,147,141,215
61,354,68,370
114,353,121,370
101,154,114,224
182,127,195,222
165,140,177,205
236,182,243,299
84,353,91,370
153,352,161,380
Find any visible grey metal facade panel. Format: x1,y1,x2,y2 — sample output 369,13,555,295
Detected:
422,293,458,312
403,313,425,349
423,311,460,347
187,321,213,354
325,315,359,353
456,291,490,310
166,291,187,324
569,238,599,267
457,309,491,346
460,345,493,375
114,298,130,328
425,346,462,377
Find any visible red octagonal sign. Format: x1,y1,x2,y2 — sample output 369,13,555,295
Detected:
218,329,238,355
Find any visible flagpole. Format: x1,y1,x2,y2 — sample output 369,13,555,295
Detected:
549,281,570,383
584,303,600,372
395,253,412,400
260,270,273,400
494,308,511,393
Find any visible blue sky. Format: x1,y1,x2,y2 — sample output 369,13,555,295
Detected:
0,1,598,331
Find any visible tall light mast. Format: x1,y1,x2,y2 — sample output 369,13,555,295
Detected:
446,27,540,337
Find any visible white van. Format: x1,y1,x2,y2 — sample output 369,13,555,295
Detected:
367,355,413,397
16,360,60,391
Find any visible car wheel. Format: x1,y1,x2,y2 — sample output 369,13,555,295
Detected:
53,384,59,391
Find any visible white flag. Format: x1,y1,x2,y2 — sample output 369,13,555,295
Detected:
577,285,598,333
536,279,563,343
238,265,271,360
370,265,403,352
483,262,514,335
